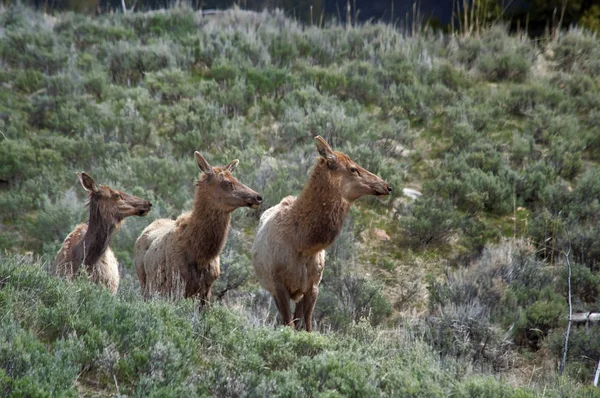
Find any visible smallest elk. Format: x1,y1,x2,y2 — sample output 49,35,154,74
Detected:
52,172,152,294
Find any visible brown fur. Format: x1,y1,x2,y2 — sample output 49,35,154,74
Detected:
252,136,391,331
134,152,262,305
51,172,152,294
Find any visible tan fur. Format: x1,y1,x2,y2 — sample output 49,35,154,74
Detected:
252,136,391,331
134,153,262,304
52,223,120,293
51,172,152,294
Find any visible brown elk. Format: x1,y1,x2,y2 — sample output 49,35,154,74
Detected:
251,136,391,332
51,172,152,294
134,151,262,304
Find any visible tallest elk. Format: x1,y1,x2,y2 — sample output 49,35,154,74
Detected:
252,136,392,332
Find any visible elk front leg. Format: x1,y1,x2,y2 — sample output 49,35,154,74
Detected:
302,285,319,332
293,297,305,330
273,282,293,327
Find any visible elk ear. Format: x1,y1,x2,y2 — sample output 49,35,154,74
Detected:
77,172,98,193
195,151,214,175
225,159,239,173
315,135,336,164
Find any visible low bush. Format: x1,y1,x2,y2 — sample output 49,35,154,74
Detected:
451,26,534,83
1,254,569,396
546,326,600,384
105,41,190,85
550,29,600,77
401,196,458,248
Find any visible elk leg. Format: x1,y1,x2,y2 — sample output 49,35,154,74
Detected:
135,264,147,299
198,271,216,308
302,286,319,332
183,262,202,299
293,297,305,330
273,282,293,327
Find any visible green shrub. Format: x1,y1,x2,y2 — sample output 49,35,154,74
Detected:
12,69,45,94
0,321,80,397
125,9,197,40
401,196,458,248
0,139,37,185
105,41,189,85
0,29,67,74
546,326,600,384
83,71,108,100
504,84,566,116
550,30,600,77
145,68,195,104
513,290,566,349
450,26,533,83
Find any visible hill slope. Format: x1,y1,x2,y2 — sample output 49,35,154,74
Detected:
1,4,600,392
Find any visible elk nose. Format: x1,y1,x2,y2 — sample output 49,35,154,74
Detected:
387,186,392,193
147,201,152,208
256,195,263,203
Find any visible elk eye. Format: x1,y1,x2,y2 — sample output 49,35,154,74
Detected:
116,194,123,200
350,167,358,173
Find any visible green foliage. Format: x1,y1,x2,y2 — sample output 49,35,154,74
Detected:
0,321,80,397
401,196,458,248
105,41,190,85
580,5,600,34
0,140,37,184
451,26,534,82
1,5,600,391
512,291,566,349
0,255,567,396
550,30,600,77
316,223,393,329
428,241,568,354
125,8,196,39
546,326,600,384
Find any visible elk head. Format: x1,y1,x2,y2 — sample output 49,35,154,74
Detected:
195,151,263,212
77,172,152,224
314,136,392,202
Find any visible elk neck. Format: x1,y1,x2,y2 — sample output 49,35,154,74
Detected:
288,163,351,254
183,182,232,262
78,198,118,269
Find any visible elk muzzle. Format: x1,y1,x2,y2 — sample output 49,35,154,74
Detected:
138,201,152,216
248,194,263,209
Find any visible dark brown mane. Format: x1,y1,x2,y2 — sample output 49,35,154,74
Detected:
187,181,232,262
286,157,351,253
77,193,118,270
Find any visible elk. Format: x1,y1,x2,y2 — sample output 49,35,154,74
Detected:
51,172,152,294
251,136,391,332
134,151,262,304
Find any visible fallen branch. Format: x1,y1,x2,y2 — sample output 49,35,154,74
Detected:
559,244,572,376
594,356,600,387
571,313,600,323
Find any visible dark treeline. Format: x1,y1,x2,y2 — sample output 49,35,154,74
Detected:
6,0,600,36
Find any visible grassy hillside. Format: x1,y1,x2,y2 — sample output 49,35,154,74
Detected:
1,253,597,397
1,4,600,394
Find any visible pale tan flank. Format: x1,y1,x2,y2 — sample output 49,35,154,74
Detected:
134,152,262,304
252,136,392,332
51,172,152,294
